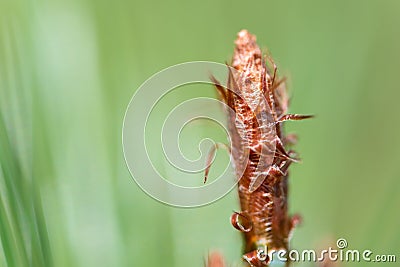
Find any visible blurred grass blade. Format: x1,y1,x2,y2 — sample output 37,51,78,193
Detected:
0,14,53,266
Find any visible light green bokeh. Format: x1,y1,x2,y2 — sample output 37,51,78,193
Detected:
0,0,399,266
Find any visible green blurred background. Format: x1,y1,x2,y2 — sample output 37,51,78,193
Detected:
1,0,399,266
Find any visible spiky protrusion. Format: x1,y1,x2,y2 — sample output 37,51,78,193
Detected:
210,30,312,266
